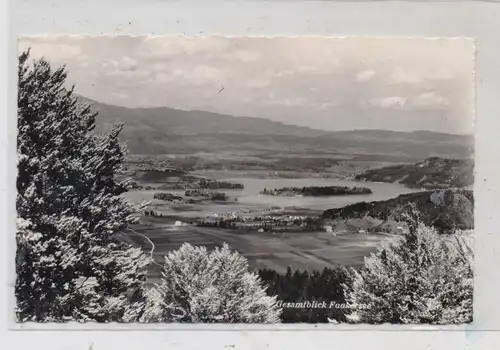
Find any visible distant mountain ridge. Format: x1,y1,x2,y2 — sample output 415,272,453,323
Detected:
79,96,474,158
79,96,329,137
332,129,471,143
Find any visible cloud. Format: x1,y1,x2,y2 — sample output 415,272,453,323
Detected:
247,79,271,89
110,92,129,100
16,36,473,133
369,96,407,109
264,69,295,78
152,62,169,72
296,66,319,73
182,66,222,86
320,102,339,110
411,92,450,109
103,56,138,71
356,69,376,82
229,50,262,62
429,67,454,80
19,40,84,62
367,92,449,111
155,65,223,86
107,69,150,80
266,97,307,107
117,56,138,71
155,72,174,83
390,67,454,85
390,67,423,84
142,37,229,59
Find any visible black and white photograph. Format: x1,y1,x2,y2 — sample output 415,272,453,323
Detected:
15,36,474,324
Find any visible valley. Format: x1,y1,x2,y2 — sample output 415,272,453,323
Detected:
84,96,475,278
120,149,472,278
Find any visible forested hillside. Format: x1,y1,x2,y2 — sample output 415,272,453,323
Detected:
355,156,474,189
322,189,474,233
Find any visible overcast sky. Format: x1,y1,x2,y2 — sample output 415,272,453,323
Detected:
19,36,474,134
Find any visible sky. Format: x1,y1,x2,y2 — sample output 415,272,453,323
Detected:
18,36,474,134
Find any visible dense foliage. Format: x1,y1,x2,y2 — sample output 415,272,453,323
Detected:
323,189,474,233
259,267,348,323
16,51,151,322
153,192,184,202
198,179,244,190
141,243,281,323
342,204,473,324
184,190,228,201
16,53,284,324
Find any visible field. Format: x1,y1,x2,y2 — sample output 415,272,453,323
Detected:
123,215,396,284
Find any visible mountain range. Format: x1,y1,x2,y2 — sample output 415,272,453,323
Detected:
80,96,474,159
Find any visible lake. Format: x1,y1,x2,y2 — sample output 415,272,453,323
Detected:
123,175,420,219
221,177,419,211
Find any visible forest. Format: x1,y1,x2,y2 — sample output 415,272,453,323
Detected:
322,189,474,233
258,267,348,323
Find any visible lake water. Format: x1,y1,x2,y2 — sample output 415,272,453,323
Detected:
220,177,419,212
124,176,420,219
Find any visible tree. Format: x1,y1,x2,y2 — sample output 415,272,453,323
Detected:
16,51,150,322
143,243,281,323
343,203,473,324
258,267,348,323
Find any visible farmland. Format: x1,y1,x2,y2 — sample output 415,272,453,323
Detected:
124,215,396,284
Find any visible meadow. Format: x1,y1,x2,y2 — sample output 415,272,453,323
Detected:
125,215,397,285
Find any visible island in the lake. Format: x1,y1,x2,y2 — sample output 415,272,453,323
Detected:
154,190,229,203
185,189,228,201
259,185,373,197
